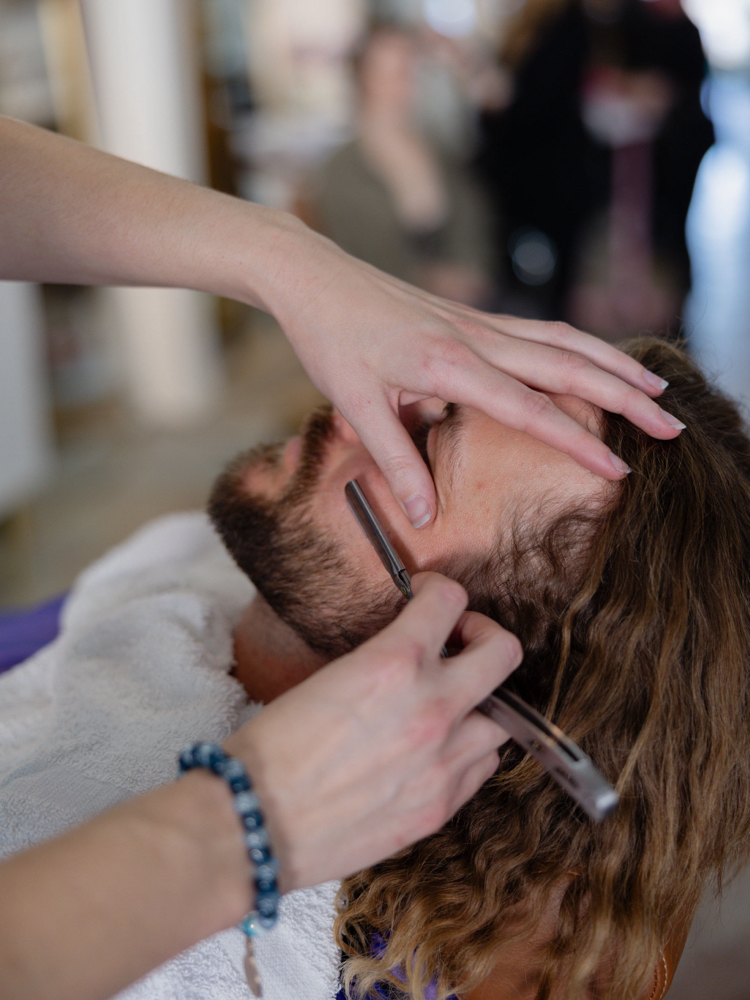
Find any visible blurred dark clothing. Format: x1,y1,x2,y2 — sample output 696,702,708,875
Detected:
316,141,494,299
477,0,714,320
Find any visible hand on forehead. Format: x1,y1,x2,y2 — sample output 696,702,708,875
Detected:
332,396,609,581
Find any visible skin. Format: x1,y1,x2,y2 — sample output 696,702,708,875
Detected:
0,116,683,529
0,573,523,1000
0,404,615,1000
233,396,609,704
227,403,617,1000
0,116,678,999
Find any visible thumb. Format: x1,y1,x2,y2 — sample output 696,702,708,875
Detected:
352,403,438,529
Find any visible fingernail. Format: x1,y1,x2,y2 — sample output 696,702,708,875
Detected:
659,407,686,431
609,451,631,475
404,495,432,529
643,370,669,391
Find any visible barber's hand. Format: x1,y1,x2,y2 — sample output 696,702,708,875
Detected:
270,225,681,528
224,573,522,892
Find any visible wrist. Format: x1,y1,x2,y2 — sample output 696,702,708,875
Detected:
223,722,303,895
218,201,311,315
178,743,281,934
135,770,253,932
227,203,346,332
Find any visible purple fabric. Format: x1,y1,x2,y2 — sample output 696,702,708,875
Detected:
0,594,66,675
335,983,444,1000
336,934,448,1000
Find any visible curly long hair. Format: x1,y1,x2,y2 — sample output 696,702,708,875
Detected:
335,338,750,1000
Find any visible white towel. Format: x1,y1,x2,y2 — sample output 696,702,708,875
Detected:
0,512,342,1000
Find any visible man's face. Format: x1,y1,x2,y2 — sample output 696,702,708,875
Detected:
209,397,608,669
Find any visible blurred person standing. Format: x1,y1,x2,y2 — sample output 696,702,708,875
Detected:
312,22,495,308
478,0,713,337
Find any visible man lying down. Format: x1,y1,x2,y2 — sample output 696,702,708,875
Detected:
1,337,749,1000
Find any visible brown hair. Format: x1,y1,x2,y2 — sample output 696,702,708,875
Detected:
335,337,750,999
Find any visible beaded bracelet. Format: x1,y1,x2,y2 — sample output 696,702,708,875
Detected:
178,742,280,996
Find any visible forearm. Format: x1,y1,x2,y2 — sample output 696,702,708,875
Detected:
0,116,311,313
0,771,250,1000
0,577,520,1000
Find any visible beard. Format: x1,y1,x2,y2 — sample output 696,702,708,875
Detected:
207,404,403,660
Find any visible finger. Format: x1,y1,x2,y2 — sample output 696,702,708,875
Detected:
443,610,523,714
447,750,501,818
444,709,511,762
463,335,683,440
436,361,634,480
453,312,671,398
347,395,438,528
390,572,468,660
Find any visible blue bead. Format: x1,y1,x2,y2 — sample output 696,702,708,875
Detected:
229,774,250,793
254,860,279,881
257,893,280,917
241,810,263,831
234,791,260,815
255,876,276,894
222,758,244,780
258,913,276,930
249,846,271,865
244,828,269,851
241,913,264,937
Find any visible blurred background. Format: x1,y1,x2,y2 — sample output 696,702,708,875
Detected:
0,2,749,994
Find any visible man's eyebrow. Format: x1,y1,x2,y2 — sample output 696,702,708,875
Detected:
439,403,465,496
